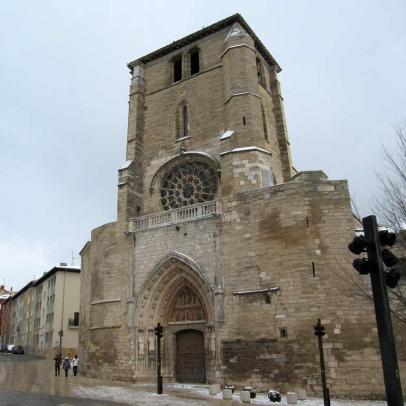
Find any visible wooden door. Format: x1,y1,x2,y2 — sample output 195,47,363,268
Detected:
175,329,205,383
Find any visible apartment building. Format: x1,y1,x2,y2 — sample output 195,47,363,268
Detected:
0,285,13,337
0,265,80,357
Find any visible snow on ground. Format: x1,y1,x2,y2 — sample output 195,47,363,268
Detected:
74,385,211,406
167,383,392,405
73,383,400,405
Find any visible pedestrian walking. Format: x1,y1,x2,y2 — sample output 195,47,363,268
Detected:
62,357,71,377
54,353,61,376
72,354,79,376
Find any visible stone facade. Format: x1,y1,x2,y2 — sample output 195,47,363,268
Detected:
79,14,406,398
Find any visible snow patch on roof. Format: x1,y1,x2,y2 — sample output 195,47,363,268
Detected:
220,130,235,140
119,160,133,171
57,265,80,269
220,146,272,156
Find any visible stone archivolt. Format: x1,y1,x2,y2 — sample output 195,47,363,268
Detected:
131,253,217,382
134,253,214,329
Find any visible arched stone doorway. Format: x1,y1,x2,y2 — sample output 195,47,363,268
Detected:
133,252,218,383
175,329,205,382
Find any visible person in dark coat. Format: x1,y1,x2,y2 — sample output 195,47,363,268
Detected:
62,357,71,377
54,353,61,376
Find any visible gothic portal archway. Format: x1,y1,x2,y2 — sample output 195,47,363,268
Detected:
133,252,216,382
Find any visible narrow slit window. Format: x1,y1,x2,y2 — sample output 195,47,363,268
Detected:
261,102,269,142
190,49,200,75
173,56,182,82
182,105,189,138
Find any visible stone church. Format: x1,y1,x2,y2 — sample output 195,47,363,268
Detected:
79,14,405,397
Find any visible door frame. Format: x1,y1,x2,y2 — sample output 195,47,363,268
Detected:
169,322,207,383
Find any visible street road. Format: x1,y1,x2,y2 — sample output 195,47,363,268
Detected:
0,353,400,405
0,353,229,405
0,391,127,406
0,353,132,405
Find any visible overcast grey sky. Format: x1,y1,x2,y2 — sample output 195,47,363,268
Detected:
1,0,405,291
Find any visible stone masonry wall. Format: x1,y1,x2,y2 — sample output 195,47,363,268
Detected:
79,222,135,381
217,174,406,398
133,219,221,294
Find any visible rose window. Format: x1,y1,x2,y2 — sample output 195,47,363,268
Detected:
160,162,217,210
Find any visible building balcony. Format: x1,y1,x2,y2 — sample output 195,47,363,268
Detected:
68,312,79,328
68,319,79,328
129,200,222,232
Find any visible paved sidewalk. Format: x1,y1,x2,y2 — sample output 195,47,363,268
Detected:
0,353,402,405
0,354,227,405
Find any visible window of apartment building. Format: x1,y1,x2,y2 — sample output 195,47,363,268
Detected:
173,55,182,83
74,312,79,326
190,48,200,75
256,57,266,88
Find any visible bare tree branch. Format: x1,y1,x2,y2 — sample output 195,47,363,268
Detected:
347,122,406,324
373,122,406,232
350,194,363,224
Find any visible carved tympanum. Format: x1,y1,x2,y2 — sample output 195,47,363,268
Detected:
170,286,206,322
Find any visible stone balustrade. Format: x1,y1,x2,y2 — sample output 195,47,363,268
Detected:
129,200,221,231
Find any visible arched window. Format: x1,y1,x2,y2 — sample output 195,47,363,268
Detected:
173,55,182,83
256,57,266,88
261,102,269,142
182,105,189,138
176,103,190,139
190,48,200,75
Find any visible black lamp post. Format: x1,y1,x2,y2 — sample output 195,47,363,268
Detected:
314,319,330,406
58,329,64,355
154,323,163,394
